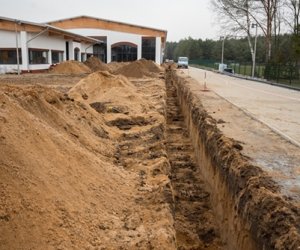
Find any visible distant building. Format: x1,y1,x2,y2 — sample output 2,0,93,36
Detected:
0,15,167,73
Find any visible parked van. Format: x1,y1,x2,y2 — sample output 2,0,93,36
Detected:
177,57,189,69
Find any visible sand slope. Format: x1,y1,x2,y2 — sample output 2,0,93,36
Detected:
50,60,91,74
0,71,176,249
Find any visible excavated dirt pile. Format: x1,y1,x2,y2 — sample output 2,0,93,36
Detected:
0,69,176,249
108,61,130,72
114,58,163,78
50,60,91,74
83,56,111,72
68,71,152,115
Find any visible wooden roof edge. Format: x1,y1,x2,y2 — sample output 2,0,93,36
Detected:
0,16,103,44
47,15,168,37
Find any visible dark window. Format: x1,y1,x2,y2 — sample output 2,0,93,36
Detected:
0,49,22,64
93,44,107,63
29,49,48,64
74,48,80,61
111,44,137,62
142,37,156,61
66,42,69,60
51,50,63,64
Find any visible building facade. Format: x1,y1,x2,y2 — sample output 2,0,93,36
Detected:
0,16,167,74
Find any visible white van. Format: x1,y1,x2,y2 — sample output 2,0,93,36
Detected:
177,57,189,69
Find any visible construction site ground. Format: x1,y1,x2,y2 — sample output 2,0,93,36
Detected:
0,60,299,249
185,67,300,201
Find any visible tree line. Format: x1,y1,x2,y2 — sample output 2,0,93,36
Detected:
165,0,300,68
165,33,299,65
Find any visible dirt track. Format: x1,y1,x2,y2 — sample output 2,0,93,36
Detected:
0,60,300,249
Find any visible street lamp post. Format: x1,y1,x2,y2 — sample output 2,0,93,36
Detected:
220,36,225,65
252,23,258,78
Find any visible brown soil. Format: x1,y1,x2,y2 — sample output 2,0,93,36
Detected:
0,71,176,249
68,71,151,115
0,73,84,93
108,61,130,72
50,60,91,74
114,59,163,78
1,65,300,250
84,56,111,72
166,78,223,249
169,69,300,249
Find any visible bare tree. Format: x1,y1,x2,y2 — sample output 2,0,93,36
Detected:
212,0,280,62
284,0,300,34
254,0,280,61
211,0,257,65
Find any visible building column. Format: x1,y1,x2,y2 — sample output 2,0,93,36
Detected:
49,50,53,65
106,37,111,63
20,31,28,71
137,37,142,60
69,41,74,60
155,37,162,64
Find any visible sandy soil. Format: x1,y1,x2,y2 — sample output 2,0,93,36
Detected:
1,61,299,249
170,69,300,249
182,68,300,201
0,64,177,249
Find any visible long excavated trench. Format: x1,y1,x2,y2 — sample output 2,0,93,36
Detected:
163,69,300,250
166,75,223,249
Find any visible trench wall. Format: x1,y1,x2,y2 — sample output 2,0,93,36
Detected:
167,69,300,250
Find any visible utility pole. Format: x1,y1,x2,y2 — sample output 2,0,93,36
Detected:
252,23,258,78
221,36,225,65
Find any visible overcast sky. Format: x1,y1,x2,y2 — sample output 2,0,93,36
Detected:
0,0,220,41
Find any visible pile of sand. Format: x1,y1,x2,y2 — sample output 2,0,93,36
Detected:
50,60,91,74
0,84,139,249
83,56,111,72
68,71,150,114
114,59,162,78
0,77,175,249
107,61,130,73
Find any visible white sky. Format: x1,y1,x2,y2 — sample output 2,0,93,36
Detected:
0,0,220,42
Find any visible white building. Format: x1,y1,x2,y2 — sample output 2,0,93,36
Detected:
0,15,167,74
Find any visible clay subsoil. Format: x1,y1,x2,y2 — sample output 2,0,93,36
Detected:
0,60,299,250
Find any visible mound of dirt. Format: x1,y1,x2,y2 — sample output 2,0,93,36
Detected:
50,60,91,74
68,71,151,114
0,76,176,249
84,56,111,72
114,59,162,78
107,61,130,73
0,85,134,249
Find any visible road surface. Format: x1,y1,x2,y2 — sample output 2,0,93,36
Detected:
187,67,300,147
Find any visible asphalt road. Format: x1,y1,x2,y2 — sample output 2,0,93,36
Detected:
186,67,300,147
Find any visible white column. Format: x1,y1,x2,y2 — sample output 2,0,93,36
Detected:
49,50,53,65
63,49,67,61
137,37,142,60
78,49,81,62
20,31,28,71
106,37,111,63
155,37,162,64
69,42,74,60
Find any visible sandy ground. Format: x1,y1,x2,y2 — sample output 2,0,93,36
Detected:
186,67,300,147
183,68,300,201
1,62,299,249
0,68,177,249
